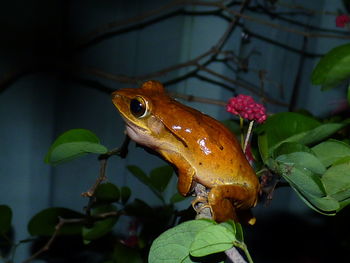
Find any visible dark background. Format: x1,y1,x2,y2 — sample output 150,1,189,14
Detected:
0,0,348,262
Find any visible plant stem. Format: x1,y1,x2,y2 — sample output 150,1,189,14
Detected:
243,120,254,153
240,117,244,149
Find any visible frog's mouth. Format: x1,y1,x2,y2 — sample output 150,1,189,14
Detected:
122,118,153,147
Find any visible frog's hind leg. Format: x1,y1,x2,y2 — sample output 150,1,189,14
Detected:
208,185,256,224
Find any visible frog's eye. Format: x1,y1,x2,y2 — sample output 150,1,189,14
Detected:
130,97,148,118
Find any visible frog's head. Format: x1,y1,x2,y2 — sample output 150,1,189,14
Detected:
112,80,169,146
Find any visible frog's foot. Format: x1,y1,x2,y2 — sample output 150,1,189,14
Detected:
191,196,208,211
192,196,212,220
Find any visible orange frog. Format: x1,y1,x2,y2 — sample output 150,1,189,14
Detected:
112,80,259,224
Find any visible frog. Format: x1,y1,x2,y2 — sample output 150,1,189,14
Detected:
112,80,260,224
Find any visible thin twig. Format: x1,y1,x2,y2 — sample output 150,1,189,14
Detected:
170,91,226,106
275,0,337,16
22,217,84,263
76,0,188,47
21,210,123,263
82,136,130,199
191,1,350,39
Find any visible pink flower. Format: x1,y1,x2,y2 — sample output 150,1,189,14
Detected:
336,14,350,27
226,94,267,123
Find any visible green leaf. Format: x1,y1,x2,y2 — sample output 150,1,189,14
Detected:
111,242,143,263
322,162,350,200
127,165,150,186
170,192,187,204
271,123,346,156
276,162,339,213
149,166,174,193
190,224,235,257
296,123,346,145
312,139,350,167
83,204,118,241
257,112,320,159
276,152,326,175
28,207,84,236
273,142,313,158
124,199,154,217
95,183,120,203
0,205,12,234
45,129,108,165
120,186,131,205
334,156,350,165
311,43,350,90
223,221,244,243
258,114,346,161
277,163,325,197
127,165,164,202
148,219,214,263
292,189,339,215
257,132,269,163
339,197,350,211
347,84,350,104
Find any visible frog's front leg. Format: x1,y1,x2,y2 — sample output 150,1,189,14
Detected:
208,185,256,224
176,160,195,196
161,151,195,196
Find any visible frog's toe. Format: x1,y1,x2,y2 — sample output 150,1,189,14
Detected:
191,196,208,211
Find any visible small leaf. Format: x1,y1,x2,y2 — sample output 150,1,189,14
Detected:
276,152,326,175
124,199,153,217
276,163,339,213
28,207,84,236
257,112,320,160
170,192,186,204
289,187,339,215
111,242,142,263
148,219,214,263
297,123,346,145
127,165,164,202
273,142,313,158
277,164,325,197
311,43,350,90
127,165,150,186
45,129,107,165
257,112,347,161
220,221,244,243
190,224,235,257
322,161,350,199
120,186,131,205
149,166,174,192
312,139,350,167
271,123,346,155
256,112,320,148
257,132,269,164
0,205,12,234
339,197,350,211
83,204,118,241
95,183,120,203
